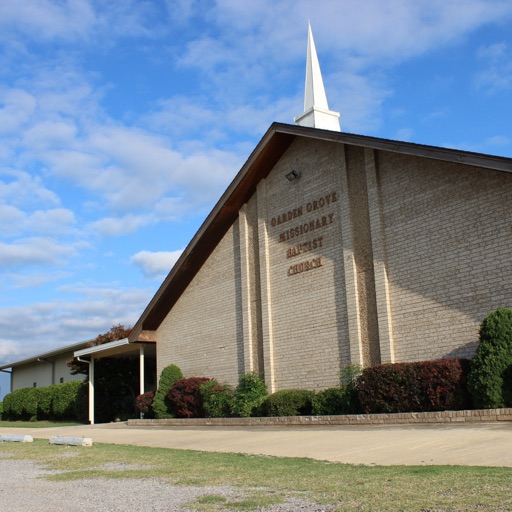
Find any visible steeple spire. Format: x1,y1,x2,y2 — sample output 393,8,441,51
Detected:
294,22,340,131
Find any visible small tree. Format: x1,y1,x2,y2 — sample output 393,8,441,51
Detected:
468,308,512,408
152,364,184,419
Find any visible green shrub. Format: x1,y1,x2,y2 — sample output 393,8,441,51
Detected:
152,364,184,419
312,386,359,415
73,382,89,423
468,308,512,408
2,393,12,420
7,388,28,420
262,389,316,417
52,381,85,419
357,359,471,414
200,380,234,418
35,387,53,420
340,364,362,386
23,387,39,419
0,401,3,420
1,382,87,422
231,372,268,417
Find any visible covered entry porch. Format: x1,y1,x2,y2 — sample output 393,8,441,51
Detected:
74,338,156,424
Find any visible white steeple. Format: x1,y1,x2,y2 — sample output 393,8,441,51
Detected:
294,23,341,131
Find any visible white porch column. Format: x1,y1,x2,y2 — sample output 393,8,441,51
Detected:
139,345,145,419
139,345,145,396
89,356,95,425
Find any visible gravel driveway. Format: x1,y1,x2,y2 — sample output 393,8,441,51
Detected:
0,457,333,511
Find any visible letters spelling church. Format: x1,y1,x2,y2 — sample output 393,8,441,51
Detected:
128,27,512,393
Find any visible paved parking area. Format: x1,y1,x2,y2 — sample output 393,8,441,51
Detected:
3,421,512,466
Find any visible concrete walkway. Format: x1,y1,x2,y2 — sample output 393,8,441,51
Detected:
2,421,512,467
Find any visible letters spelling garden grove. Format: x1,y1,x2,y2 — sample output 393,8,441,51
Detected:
269,192,338,276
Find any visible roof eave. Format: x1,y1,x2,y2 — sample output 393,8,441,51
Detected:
0,339,93,370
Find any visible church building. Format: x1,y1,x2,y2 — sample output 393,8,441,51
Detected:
128,25,512,393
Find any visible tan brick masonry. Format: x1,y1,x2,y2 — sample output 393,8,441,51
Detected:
128,407,512,427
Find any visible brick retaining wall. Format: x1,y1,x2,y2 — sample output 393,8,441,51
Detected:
128,408,512,427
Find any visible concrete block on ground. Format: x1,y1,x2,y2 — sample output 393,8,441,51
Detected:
49,437,93,447
0,434,33,443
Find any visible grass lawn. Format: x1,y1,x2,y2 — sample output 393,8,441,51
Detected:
0,440,511,511
0,420,83,428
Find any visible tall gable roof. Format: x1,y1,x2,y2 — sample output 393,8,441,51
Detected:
129,123,512,342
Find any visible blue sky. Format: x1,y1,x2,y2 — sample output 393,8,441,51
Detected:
1,0,512,398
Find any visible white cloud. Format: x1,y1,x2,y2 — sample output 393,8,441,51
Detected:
91,214,154,236
0,0,167,45
475,42,512,93
131,249,184,278
180,1,512,69
395,128,415,142
328,71,391,133
0,238,77,268
0,206,76,238
172,0,512,134
0,170,59,208
24,120,78,150
443,134,512,154
7,271,72,290
0,205,25,235
0,0,96,42
0,282,153,362
0,89,37,135
0,340,22,359
28,208,77,235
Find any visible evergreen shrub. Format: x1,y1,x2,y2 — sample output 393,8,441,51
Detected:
2,393,12,420
231,372,268,417
468,308,512,408
312,386,359,415
200,380,234,418
357,359,471,414
35,387,53,419
168,377,210,418
0,401,3,420
5,388,27,420
340,364,363,386
152,364,183,419
262,389,315,416
52,381,86,419
73,382,89,423
1,381,87,421
23,387,39,420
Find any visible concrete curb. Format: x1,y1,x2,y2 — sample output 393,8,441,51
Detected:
0,434,33,443
128,407,512,428
49,437,93,447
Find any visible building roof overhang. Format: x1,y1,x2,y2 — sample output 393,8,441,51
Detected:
0,340,92,371
129,122,512,341
74,338,156,359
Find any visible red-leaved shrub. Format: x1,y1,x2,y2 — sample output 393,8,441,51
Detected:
357,359,472,414
167,377,211,418
135,391,155,417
